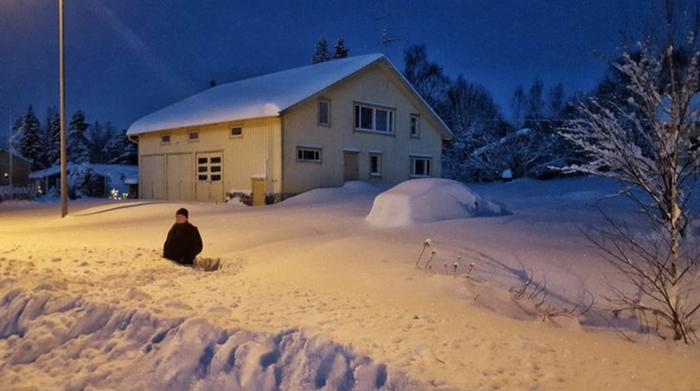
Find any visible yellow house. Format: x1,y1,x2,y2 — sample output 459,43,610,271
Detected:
127,53,453,203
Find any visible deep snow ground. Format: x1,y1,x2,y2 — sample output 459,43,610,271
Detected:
1,177,699,390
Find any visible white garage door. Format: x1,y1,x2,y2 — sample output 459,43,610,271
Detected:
166,153,193,200
140,155,165,199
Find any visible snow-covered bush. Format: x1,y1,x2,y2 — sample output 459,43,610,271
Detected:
68,162,103,198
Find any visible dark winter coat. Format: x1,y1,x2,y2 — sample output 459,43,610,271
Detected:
163,222,203,265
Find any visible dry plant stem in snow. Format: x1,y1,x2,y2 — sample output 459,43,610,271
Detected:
510,270,595,321
560,33,700,342
416,239,431,267
425,249,437,270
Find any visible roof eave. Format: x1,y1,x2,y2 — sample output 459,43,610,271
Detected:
127,114,282,137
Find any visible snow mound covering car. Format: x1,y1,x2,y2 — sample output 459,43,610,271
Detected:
366,178,506,227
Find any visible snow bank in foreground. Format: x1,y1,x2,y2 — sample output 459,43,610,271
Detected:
0,285,419,391
366,179,506,227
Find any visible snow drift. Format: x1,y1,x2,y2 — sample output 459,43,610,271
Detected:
281,181,381,206
366,179,506,227
0,285,420,391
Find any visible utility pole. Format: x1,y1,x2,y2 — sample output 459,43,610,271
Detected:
7,108,12,191
59,0,68,217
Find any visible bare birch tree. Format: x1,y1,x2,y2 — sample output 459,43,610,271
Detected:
560,32,700,342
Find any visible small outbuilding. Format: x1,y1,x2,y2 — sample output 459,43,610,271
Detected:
30,163,138,198
0,148,32,187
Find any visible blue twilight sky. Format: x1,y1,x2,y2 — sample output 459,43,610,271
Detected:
0,0,691,141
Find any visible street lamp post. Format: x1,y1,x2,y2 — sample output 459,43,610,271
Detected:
7,108,11,191
59,0,68,217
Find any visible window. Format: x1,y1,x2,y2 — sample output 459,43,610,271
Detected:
318,99,331,126
353,103,395,134
197,155,223,181
161,134,171,144
410,156,432,177
230,127,243,137
369,154,382,177
188,131,199,141
410,114,420,138
296,147,321,162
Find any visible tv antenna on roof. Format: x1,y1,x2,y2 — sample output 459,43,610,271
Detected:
381,28,405,46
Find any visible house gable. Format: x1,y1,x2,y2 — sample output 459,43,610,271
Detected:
280,58,452,141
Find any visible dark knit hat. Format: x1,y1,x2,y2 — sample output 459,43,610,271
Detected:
176,208,189,219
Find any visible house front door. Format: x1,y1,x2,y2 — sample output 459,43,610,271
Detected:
343,151,359,182
195,152,224,202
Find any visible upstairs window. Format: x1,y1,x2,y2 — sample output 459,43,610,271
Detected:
161,134,171,144
354,103,395,134
410,114,420,138
230,127,243,138
318,99,331,126
188,131,199,141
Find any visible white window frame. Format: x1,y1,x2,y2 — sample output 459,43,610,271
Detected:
160,134,171,144
369,153,382,177
188,130,199,142
318,99,331,126
296,147,322,163
410,114,420,138
410,155,432,178
197,154,223,182
353,102,395,135
230,126,243,138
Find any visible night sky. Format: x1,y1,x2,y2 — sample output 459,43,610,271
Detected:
0,0,687,142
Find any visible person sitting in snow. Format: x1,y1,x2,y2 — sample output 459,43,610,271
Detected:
163,208,203,266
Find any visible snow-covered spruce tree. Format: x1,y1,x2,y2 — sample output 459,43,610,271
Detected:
560,43,700,343
332,38,349,59
105,129,137,165
44,108,61,166
311,38,331,64
67,111,90,164
13,105,45,170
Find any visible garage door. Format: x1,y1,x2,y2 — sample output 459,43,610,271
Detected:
166,153,193,200
140,155,165,199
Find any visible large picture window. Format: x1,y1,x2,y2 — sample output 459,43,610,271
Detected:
410,156,432,177
354,103,395,134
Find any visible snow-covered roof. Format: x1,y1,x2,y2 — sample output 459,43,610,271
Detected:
30,163,138,181
127,54,452,139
